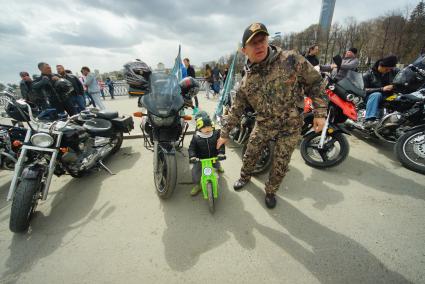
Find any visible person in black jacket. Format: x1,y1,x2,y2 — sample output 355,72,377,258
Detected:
183,58,199,114
188,111,225,196
32,62,76,115
19,71,33,102
56,65,86,112
363,55,399,129
305,44,320,67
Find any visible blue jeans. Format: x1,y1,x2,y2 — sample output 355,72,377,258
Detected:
72,95,86,112
365,92,383,120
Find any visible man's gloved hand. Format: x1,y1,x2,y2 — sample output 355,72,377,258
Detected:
189,157,200,164
217,154,226,161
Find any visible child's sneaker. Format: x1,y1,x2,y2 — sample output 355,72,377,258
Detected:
190,184,201,196
192,107,199,115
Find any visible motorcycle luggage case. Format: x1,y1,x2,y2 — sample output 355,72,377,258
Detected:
112,116,134,132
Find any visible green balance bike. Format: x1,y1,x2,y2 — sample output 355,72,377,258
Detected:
196,156,226,213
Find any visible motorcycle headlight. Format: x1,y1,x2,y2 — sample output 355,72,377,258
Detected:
203,167,213,176
31,133,54,147
149,114,175,127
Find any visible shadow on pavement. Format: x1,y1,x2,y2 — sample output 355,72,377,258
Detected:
161,150,257,272
1,146,140,284
245,183,413,284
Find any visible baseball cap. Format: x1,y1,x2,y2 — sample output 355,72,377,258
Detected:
242,23,269,47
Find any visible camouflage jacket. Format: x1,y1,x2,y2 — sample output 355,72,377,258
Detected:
221,45,328,138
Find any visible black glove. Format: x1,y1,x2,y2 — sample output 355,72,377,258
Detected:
217,154,226,161
189,157,200,164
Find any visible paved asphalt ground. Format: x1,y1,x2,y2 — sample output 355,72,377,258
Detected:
0,93,424,283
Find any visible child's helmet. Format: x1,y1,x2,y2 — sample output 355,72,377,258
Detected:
196,114,213,130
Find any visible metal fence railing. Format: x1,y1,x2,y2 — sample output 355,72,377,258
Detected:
101,79,208,97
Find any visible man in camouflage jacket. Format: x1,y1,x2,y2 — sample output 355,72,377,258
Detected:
217,23,328,209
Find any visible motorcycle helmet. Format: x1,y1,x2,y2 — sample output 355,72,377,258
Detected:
179,76,200,99
54,78,74,97
124,60,152,90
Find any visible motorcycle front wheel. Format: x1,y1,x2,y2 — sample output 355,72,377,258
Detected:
154,149,177,199
395,129,425,174
300,132,349,168
241,141,274,175
9,179,42,233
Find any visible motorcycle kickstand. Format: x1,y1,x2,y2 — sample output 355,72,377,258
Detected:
98,160,115,175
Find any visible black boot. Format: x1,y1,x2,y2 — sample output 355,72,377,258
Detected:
233,178,250,191
265,193,276,209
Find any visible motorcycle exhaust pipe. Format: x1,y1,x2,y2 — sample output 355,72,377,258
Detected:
345,119,365,130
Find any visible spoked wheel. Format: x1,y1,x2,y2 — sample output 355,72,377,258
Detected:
206,182,215,214
395,129,425,174
9,179,42,233
154,149,177,199
241,141,274,175
300,132,349,168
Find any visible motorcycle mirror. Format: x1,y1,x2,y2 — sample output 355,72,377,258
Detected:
181,115,192,121
133,112,146,117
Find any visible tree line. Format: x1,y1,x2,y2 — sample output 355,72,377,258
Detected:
218,1,425,73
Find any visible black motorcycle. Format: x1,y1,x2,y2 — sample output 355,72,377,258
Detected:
0,123,26,170
4,92,133,233
133,72,192,199
392,56,425,174
229,108,274,174
345,56,425,143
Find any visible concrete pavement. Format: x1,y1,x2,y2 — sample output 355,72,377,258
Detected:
0,93,424,283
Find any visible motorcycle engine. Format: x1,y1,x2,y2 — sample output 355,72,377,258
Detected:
376,112,403,139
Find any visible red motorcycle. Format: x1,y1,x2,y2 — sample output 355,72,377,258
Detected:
300,71,364,168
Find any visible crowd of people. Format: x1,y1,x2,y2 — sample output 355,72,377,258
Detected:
18,63,117,116
303,44,399,129
15,26,402,209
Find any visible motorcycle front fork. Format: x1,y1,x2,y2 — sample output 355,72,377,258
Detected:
318,110,331,149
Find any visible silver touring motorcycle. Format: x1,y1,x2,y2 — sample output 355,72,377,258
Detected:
2,88,133,233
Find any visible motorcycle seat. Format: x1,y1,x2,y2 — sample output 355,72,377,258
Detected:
83,118,113,136
403,93,424,103
96,111,119,120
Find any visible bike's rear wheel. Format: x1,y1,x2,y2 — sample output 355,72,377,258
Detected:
154,149,177,199
207,182,215,214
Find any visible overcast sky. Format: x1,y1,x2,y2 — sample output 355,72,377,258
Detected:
0,0,420,84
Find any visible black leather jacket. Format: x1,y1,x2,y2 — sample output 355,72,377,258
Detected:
60,73,84,96
32,73,68,108
363,61,399,95
188,129,225,159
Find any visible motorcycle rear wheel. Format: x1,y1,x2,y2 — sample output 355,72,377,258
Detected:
300,132,349,168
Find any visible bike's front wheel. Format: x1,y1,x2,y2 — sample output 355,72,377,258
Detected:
207,182,215,214
300,131,349,168
9,179,42,233
154,149,177,199
395,129,425,174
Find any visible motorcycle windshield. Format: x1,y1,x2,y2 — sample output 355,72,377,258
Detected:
336,70,365,96
141,72,184,117
393,55,425,93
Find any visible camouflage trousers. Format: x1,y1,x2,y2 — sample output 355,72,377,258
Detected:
240,124,300,194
